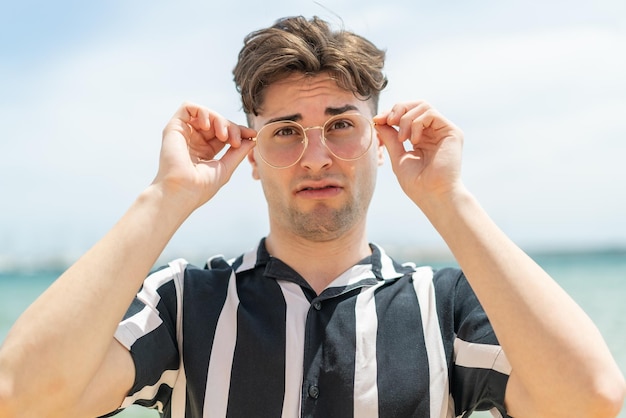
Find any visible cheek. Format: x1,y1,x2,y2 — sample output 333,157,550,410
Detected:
256,167,291,202
352,154,379,192
368,149,383,183
260,175,295,216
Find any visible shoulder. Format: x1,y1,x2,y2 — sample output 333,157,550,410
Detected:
431,267,474,298
429,267,483,312
403,265,468,300
138,255,236,300
431,266,464,286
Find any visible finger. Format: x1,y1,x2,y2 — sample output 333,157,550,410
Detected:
225,124,257,148
165,103,215,151
191,105,213,131
373,105,412,142
374,102,430,143
397,102,431,143
239,126,257,141
375,124,405,166
176,103,234,142
377,103,410,129
376,101,425,125
406,110,432,147
409,108,462,148
208,113,231,142
373,109,391,125
199,137,256,182
171,102,206,127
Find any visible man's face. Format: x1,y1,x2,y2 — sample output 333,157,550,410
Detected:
248,73,384,242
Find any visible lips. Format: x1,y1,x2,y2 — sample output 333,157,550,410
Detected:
296,181,340,193
300,185,337,191
295,179,343,197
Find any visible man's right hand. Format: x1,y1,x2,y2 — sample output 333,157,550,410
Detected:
154,102,257,210
0,103,257,418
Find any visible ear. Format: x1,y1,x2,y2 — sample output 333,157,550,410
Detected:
248,148,261,180
376,134,385,167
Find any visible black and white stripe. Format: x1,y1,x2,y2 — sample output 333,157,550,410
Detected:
108,239,511,418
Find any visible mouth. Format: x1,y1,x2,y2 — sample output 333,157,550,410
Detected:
295,180,343,197
299,185,339,192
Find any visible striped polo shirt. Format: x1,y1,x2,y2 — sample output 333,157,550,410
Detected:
106,239,512,418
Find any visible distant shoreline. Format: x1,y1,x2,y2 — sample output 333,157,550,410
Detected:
2,245,624,275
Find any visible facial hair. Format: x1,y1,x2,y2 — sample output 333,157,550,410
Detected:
260,150,380,243
286,199,362,242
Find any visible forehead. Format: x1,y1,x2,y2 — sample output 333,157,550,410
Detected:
255,73,372,122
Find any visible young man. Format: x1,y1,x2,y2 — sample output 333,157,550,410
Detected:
0,16,624,418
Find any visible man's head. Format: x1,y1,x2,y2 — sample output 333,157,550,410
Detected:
233,16,387,120
235,17,388,243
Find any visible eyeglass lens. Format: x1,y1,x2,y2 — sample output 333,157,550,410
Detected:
255,114,372,168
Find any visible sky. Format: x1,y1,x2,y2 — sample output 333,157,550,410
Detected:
0,0,625,268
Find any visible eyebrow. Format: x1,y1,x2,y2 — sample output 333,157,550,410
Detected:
326,104,360,115
265,104,361,125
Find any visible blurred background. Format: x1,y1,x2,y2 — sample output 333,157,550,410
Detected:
1,0,624,416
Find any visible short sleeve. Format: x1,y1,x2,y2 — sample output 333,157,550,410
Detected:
435,268,513,418
103,261,186,416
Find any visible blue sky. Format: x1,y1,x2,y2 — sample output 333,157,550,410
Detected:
1,0,625,267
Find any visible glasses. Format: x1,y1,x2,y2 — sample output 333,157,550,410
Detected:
252,113,374,169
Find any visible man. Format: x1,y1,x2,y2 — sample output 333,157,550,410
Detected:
0,16,624,418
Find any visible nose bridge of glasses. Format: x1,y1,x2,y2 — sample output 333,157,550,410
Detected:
294,125,324,154
302,124,325,140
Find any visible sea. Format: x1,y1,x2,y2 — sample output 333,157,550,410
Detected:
1,248,624,417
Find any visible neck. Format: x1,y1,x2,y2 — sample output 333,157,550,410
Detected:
265,224,372,294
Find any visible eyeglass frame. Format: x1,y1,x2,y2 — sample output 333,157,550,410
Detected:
251,113,375,169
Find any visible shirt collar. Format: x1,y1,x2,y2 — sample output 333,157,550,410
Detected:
234,238,411,292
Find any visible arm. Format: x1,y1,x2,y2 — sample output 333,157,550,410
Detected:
0,103,256,417
374,102,625,418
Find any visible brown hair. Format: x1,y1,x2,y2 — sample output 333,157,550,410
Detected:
233,16,388,117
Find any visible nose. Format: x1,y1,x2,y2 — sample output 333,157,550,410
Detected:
299,127,332,171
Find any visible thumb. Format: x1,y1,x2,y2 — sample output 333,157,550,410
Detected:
218,139,256,178
375,124,405,168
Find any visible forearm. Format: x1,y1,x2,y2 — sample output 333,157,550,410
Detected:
376,99,624,415
419,186,625,416
0,184,193,408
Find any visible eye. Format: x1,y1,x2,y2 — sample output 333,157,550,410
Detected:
274,126,300,137
327,117,356,132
